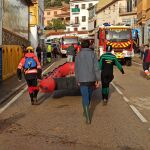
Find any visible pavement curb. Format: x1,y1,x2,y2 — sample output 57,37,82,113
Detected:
0,62,55,105
0,82,26,105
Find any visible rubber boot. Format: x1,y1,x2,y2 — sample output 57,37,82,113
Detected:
33,90,39,105
84,105,91,124
82,103,86,117
29,93,34,105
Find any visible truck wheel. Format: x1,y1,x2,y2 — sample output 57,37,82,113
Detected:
126,59,132,66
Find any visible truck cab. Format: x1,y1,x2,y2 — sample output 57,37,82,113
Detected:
96,26,134,66
60,36,79,57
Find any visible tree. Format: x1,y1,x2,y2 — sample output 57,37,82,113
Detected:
63,0,70,4
46,19,66,31
44,0,51,8
53,0,62,6
52,19,66,31
44,0,69,8
46,22,53,30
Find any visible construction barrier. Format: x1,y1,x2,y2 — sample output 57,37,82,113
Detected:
2,45,23,80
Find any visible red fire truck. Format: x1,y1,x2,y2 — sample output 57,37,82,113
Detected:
95,26,134,66
60,36,79,57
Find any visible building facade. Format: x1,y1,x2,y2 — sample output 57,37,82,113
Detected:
96,0,137,27
44,7,67,26
88,5,97,32
2,0,32,46
119,0,137,27
54,9,70,26
67,0,99,32
0,0,33,80
29,0,44,50
137,0,150,44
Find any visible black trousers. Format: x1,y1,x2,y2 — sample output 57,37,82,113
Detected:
101,72,114,100
26,78,39,101
26,79,38,87
143,62,150,71
101,73,114,87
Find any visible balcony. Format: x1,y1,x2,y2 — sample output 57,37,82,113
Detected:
119,7,137,16
70,22,80,27
71,8,80,13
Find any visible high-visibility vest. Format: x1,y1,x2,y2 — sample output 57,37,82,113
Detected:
47,45,52,52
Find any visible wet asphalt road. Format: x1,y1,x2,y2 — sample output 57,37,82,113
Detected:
0,59,149,150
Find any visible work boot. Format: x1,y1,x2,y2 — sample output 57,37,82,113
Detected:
29,93,34,105
33,90,39,105
84,106,91,124
103,99,108,105
33,97,38,105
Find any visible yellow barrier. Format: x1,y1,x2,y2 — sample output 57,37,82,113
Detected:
2,45,23,80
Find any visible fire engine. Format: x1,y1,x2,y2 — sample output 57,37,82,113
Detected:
95,26,134,66
60,36,79,57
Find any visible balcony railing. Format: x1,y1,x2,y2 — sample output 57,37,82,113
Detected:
119,7,137,15
71,8,80,13
70,22,80,27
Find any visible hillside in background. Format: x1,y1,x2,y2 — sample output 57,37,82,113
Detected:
44,0,70,8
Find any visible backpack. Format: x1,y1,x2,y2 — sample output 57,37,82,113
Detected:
24,57,37,70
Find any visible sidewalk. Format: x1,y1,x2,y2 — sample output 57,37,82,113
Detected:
0,75,26,104
0,61,55,104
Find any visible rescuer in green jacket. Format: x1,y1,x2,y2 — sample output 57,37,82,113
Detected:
99,45,125,105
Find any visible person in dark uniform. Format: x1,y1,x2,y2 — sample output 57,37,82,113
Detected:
99,45,125,105
143,44,150,78
36,44,42,62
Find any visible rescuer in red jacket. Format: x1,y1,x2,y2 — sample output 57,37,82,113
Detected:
17,46,42,105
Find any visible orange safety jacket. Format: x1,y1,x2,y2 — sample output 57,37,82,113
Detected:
18,53,41,74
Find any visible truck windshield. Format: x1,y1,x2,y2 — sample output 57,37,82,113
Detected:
106,29,131,42
62,38,78,44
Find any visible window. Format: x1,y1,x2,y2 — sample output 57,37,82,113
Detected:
75,17,79,24
74,28,78,31
82,16,86,22
54,11,57,15
82,27,86,30
113,4,115,12
47,12,50,15
82,4,86,9
127,0,132,12
89,3,93,8
94,20,96,28
75,5,79,8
